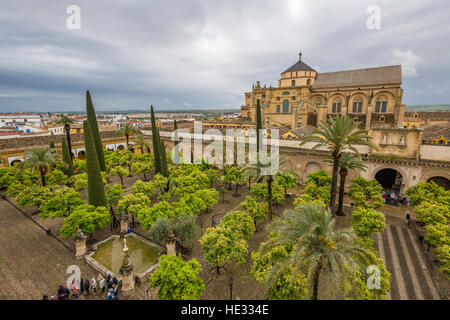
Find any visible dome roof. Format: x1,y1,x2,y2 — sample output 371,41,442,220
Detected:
282,53,316,74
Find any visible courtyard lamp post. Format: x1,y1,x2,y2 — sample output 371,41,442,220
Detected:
228,277,234,300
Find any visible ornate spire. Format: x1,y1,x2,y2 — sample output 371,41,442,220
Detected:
299,52,302,61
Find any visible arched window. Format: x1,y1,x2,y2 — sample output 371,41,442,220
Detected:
283,99,289,113
313,96,323,105
332,98,341,114
352,96,363,113
375,95,387,113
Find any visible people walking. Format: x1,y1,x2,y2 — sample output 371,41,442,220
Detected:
405,210,411,226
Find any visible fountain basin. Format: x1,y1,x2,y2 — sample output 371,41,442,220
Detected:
85,233,165,283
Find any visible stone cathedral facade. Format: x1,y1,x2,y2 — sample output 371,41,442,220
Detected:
241,53,405,131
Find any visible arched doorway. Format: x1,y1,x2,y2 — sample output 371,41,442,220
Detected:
375,168,402,192
117,145,125,151
10,159,22,167
307,112,317,127
427,177,450,190
304,162,321,182
78,150,86,160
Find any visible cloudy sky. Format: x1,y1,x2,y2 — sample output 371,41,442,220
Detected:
0,0,449,112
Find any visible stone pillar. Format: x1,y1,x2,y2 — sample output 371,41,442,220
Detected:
365,105,373,130
396,104,406,128
120,214,129,235
165,230,176,255
119,238,135,297
75,228,87,260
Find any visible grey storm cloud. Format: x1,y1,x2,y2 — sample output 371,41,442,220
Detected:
0,0,449,112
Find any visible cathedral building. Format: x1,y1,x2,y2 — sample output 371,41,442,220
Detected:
238,53,449,192
241,53,405,130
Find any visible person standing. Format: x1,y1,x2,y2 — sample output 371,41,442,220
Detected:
107,289,114,300
99,277,106,293
405,210,411,226
69,280,79,299
79,278,84,295
106,274,112,290
112,284,118,297
90,277,97,295
84,278,90,296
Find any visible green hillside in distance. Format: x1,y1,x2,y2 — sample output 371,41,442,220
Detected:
406,105,450,111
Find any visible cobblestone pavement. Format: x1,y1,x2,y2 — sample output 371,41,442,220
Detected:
0,199,149,300
373,216,441,300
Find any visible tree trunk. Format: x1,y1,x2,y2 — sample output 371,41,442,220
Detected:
268,176,273,221
336,169,347,216
248,179,251,190
330,155,340,215
126,134,129,150
140,147,144,154
234,183,239,195
216,266,220,275
312,263,322,300
119,175,124,187
143,173,148,181
65,125,72,159
110,208,114,232
132,215,135,227
40,169,46,187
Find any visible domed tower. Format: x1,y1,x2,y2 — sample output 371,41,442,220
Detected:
278,53,317,88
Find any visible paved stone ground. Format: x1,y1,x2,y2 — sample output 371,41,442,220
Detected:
0,198,150,300
373,213,442,300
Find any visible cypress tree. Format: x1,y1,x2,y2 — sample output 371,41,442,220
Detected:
61,137,73,177
173,119,178,145
86,91,106,171
256,99,262,154
151,105,161,173
83,120,106,207
159,135,168,177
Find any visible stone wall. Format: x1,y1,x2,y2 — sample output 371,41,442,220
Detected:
0,131,118,152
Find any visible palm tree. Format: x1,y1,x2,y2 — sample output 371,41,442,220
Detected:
327,152,367,216
22,147,63,186
265,203,372,300
56,115,75,158
300,115,378,215
241,153,295,221
134,133,151,154
116,122,140,149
